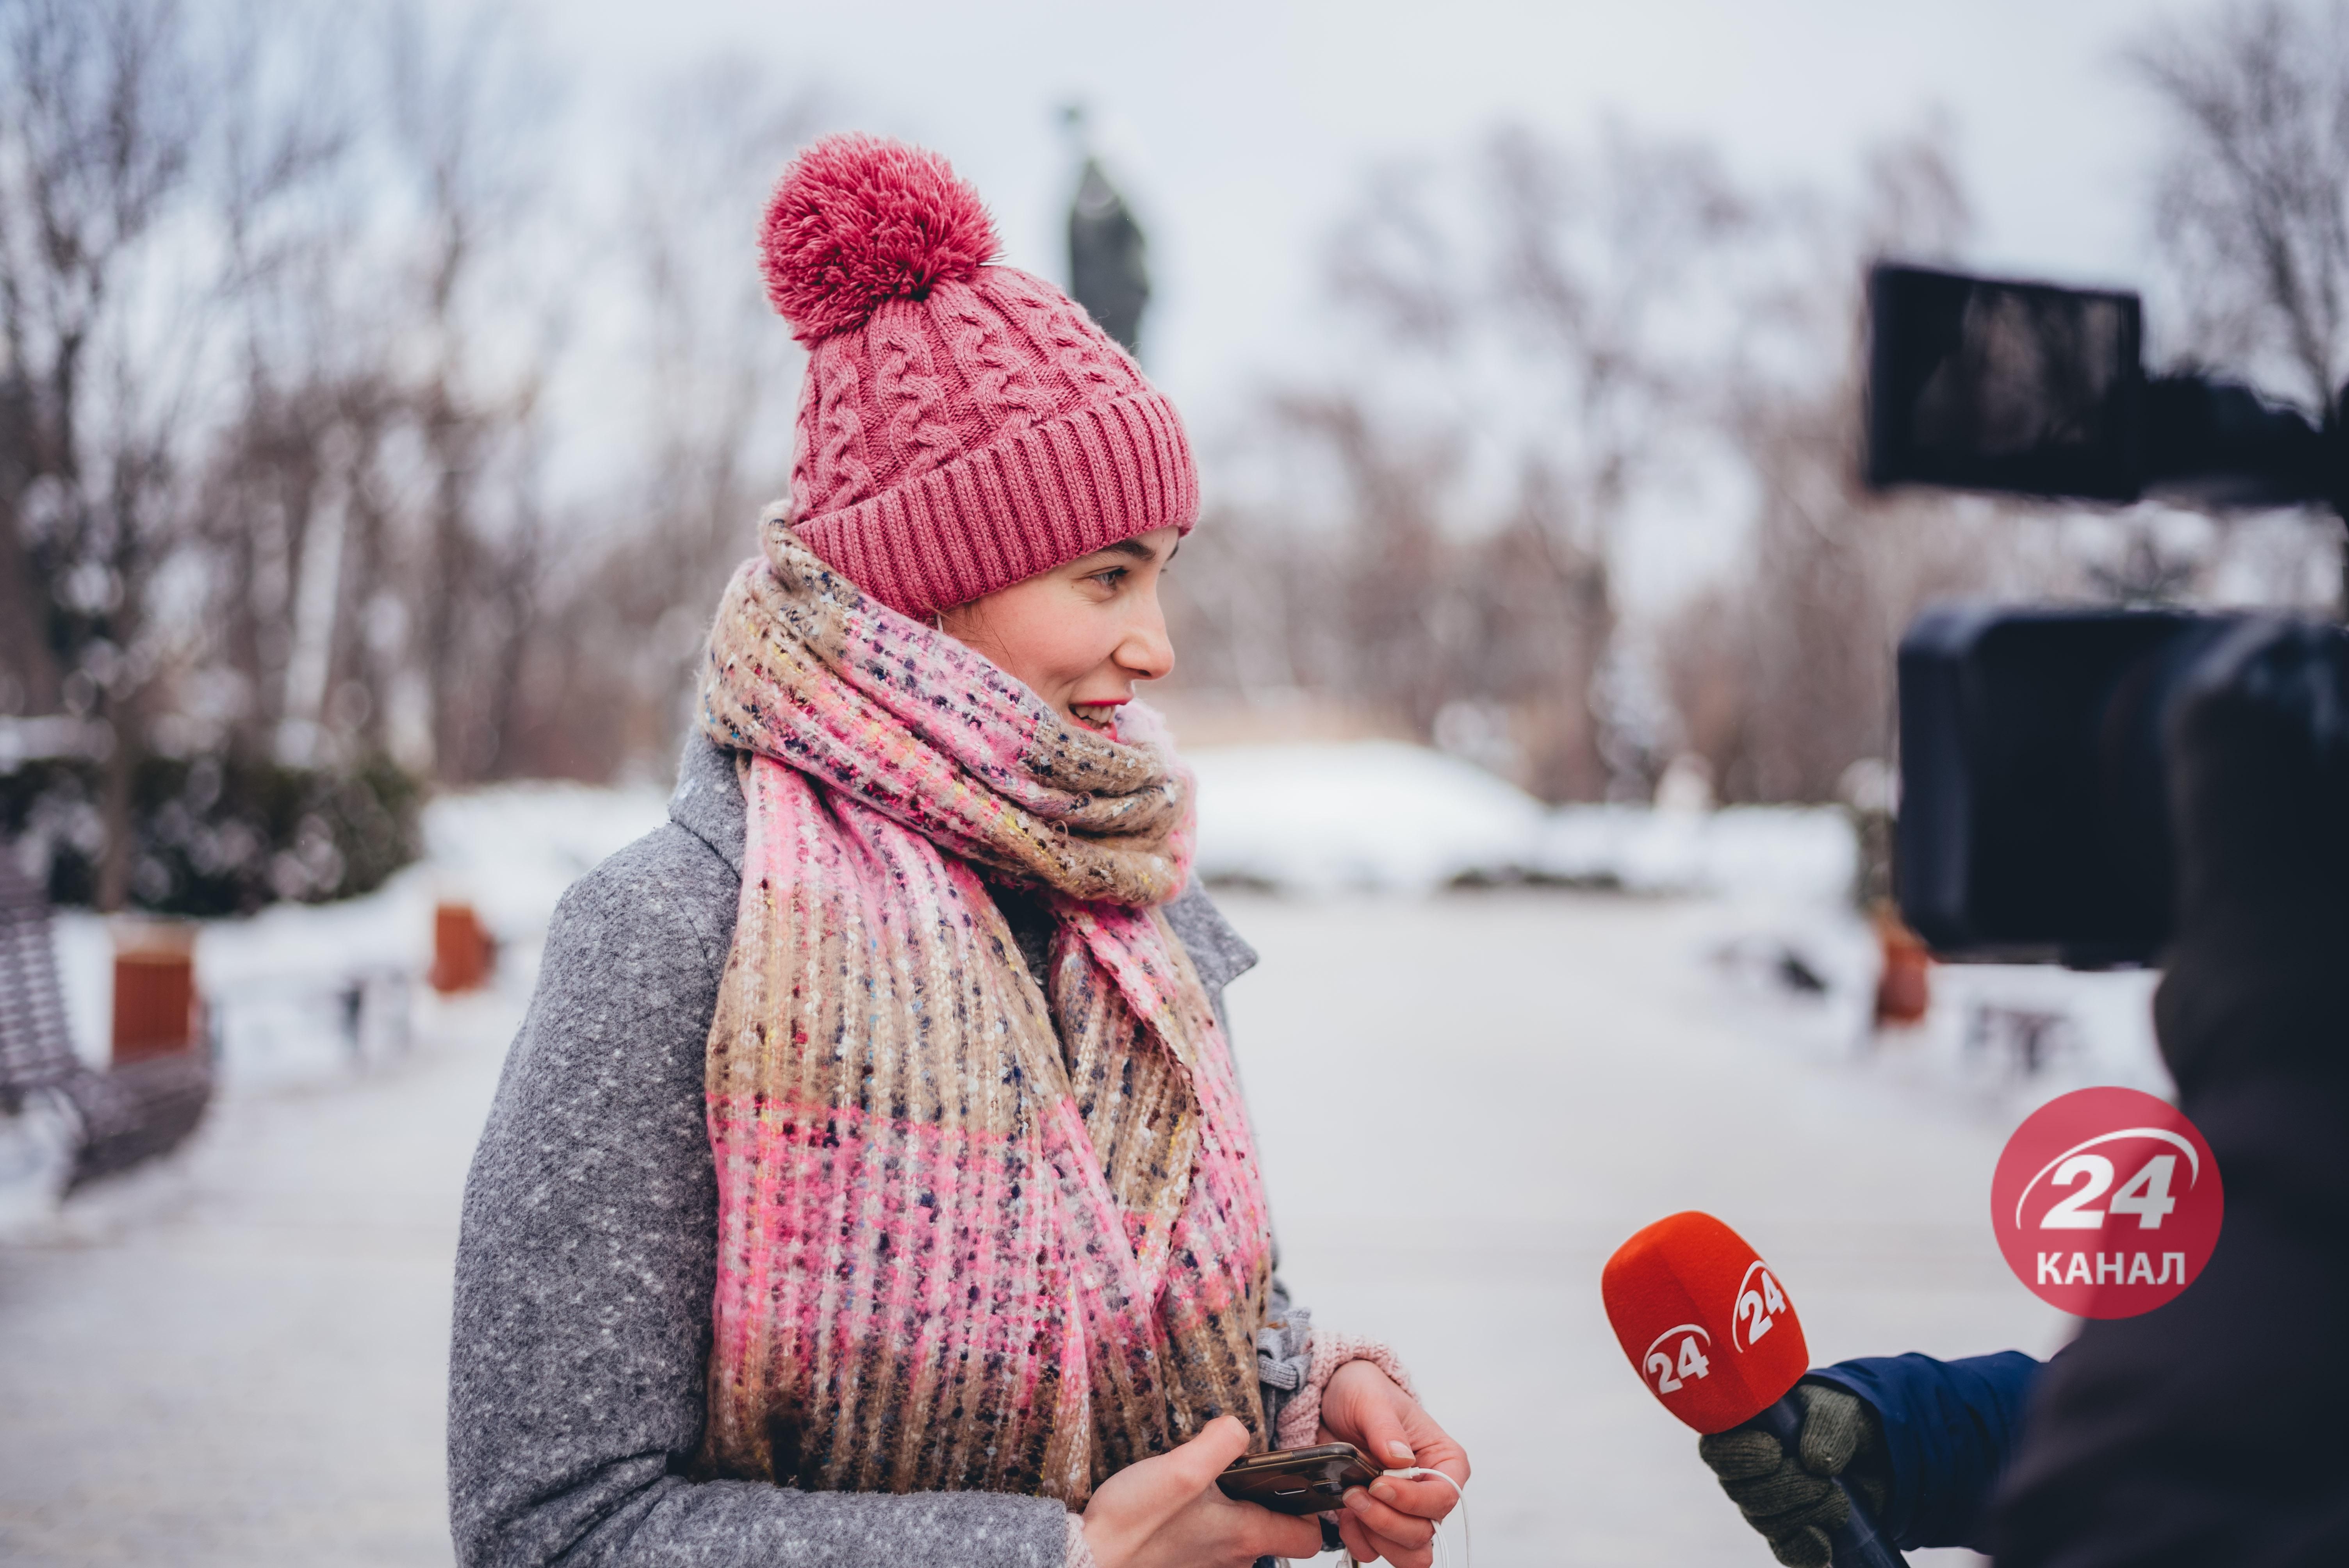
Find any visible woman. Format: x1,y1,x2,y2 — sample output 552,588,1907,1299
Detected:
447,133,1467,1568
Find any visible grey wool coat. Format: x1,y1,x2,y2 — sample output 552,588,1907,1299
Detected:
447,735,1315,1568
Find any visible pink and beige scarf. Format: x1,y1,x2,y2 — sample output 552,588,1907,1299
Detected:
692,507,1273,1504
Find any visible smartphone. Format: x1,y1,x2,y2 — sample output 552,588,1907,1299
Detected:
1217,1443,1382,1515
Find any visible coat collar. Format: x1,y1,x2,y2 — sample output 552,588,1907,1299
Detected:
667,731,746,878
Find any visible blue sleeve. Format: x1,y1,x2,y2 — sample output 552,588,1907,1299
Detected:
1803,1351,2043,1553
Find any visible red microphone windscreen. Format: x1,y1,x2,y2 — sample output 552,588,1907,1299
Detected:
1600,1212,1811,1434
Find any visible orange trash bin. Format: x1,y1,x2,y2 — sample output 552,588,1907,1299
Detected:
112,922,201,1065
430,902,495,994
1873,903,1932,1028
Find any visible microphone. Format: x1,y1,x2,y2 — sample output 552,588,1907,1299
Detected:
1601,1212,1905,1568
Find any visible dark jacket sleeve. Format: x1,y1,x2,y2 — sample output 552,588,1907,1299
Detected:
445,823,1069,1568
1988,621,2349,1568
1803,1351,2042,1552
1990,1075,2349,1568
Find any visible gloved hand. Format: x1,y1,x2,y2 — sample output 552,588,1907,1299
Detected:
1696,1381,1889,1568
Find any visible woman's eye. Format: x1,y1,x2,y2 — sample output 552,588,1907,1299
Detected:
1089,567,1128,589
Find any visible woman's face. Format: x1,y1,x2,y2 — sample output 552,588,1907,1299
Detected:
939,525,1180,736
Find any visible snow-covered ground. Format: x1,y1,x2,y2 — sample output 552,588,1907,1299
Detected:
1189,739,1862,902
0,744,2167,1565
33,780,670,1099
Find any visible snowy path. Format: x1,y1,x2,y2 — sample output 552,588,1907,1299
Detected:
0,889,2083,1566
1219,890,2076,1567
0,996,516,1567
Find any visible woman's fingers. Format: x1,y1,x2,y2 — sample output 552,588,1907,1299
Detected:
1340,1396,1419,1475
1315,1359,1473,1567
1160,1414,1253,1491
1080,1415,1248,1564
1107,1414,1250,1522
1083,1418,1322,1568
1321,1365,1469,1487
1337,1509,1435,1568
1154,1419,1322,1561
1365,1469,1461,1521
1248,1506,1328,1561
1344,1485,1438,1546
1385,1404,1471,1486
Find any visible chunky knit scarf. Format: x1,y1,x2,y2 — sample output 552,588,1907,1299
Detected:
692,508,1274,1504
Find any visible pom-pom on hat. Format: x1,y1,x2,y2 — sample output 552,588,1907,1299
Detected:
759,135,999,345
757,133,1197,621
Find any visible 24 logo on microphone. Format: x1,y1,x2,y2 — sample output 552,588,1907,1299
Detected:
1991,1085,2223,1318
1638,1262,1785,1396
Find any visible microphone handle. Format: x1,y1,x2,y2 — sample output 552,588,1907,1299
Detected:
1750,1394,1908,1568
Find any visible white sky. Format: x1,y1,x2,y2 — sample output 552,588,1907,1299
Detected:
527,0,2215,604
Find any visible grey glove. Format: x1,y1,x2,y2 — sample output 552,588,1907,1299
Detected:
1696,1382,1889,1568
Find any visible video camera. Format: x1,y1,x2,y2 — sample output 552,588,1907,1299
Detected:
1867,263,2348,965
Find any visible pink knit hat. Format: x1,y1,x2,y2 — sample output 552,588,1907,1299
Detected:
759,134,1198,620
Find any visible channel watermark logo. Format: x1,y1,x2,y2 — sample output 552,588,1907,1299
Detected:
1991,1086,2223,1318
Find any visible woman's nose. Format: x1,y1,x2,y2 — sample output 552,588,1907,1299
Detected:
1118,595,1176,682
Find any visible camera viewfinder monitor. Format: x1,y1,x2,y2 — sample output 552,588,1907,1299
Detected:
1867,264,2145,502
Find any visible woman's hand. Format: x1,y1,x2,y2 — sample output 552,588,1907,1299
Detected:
1316,1360,1472,1568
1081,1415,1322,1568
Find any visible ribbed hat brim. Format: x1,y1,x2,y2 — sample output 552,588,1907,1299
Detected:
792,388,1198,619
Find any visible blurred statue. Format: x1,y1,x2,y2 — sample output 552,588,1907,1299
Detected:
1062,108,1150,358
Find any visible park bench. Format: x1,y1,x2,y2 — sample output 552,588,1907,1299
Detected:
0,850,212,1192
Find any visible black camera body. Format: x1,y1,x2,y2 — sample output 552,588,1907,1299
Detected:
1867,264,2347,963
1895,606,2242,964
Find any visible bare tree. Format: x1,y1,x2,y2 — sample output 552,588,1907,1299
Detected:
503,59,822,782
366,1,558,783
0,0,243,906
0,0,603,908
194,2,571,789
1452,461,1617,798
2131,0,2349,609
1664,125,2013,803
2134,0,2349,410
1167,125,1764,801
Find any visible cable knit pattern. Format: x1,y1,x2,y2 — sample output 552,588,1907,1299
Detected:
870,304,964,487
997,268,1130,396
938,280,1063,432
1273,1336,1419,1453
803,337,877,511
757,134,1197,620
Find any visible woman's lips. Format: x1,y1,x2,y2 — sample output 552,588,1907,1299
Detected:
1069,699,1126,733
